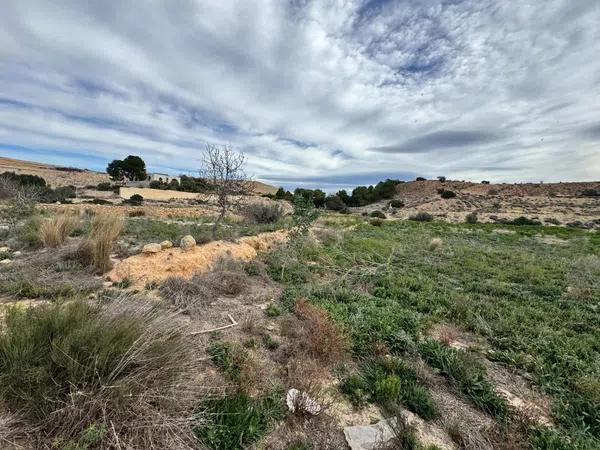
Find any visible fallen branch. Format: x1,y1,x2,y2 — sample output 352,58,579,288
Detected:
188,314,238,336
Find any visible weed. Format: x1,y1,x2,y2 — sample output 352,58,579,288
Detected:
265,303,283,317
39,213,78,247
208,341,249,382
194,391,285,450
419,340,509,419
78,212,124,273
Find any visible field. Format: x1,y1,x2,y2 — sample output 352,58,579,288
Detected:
0,172,599,449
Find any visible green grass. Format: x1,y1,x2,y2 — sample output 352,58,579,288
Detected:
194,391,285,450
208,341,249,382
341,356,438,420
266,218,600,448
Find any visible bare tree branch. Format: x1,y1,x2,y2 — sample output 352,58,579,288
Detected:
199,144,253,239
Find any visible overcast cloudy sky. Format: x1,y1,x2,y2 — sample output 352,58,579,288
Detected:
1,1,599,190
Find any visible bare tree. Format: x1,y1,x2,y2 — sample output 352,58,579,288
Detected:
200,144,253,239
0,175,42,228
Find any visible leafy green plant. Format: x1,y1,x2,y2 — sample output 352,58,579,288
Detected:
194,391,285,450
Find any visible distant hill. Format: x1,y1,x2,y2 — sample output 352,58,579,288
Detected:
0,156,109,187
0,156,278,194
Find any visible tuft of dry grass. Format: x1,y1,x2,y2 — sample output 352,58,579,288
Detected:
160,257,249,314
78,212,123,273
429,237,443,251
39,214,78,247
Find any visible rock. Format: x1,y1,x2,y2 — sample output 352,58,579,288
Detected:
286,388,321,415
0,259,11,265
102,281,113,288
160,240,173,250
142,243,162,254
12,251,21,257
344,418,395,450
0,246,9,253
180,235,196,251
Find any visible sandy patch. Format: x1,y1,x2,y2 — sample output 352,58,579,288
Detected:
108,230,287,287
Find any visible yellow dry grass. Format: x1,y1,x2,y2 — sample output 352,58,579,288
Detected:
39,214,78,247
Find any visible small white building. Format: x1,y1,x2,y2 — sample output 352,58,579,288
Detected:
147,173,180,184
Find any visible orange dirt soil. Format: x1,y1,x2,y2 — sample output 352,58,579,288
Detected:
108,230,287,287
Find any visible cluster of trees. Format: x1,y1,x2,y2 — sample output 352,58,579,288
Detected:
106,155,147,182
268,187,326,208
323,179,403,210
0,171,76,203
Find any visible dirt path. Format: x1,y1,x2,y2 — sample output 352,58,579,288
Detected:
108,230,287,287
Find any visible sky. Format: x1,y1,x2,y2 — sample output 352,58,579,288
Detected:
1,0,599,191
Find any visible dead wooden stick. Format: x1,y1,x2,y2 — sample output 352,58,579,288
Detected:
188,314,238,336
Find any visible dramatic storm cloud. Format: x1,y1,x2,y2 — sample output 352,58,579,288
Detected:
1,0,599,189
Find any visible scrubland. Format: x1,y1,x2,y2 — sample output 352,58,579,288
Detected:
0,184,598,449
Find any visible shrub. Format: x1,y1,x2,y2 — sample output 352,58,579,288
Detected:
487,189,499,196
389,199,404,208
370,218,384,227
481,180,490,184
292,299,348,366
545,217,561,225
409,212,433,222
126,194,144,206
581,188,600,197
415,177,426,181
370,210,386,219
194,391,285,450
39,214,78,247
243,202,284,224
160,257,248,313
128,209,146,217
78,212,124,273
209,341,250,382
83,198,111,205
465,212,478,224
96,182,113,191
507,216,541,226
437,176,446,182
440,190,456,199
325,194,347,211
0,298,199,448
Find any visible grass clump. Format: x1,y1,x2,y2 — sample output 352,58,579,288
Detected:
194,391,285,450
208,341,249,383
342,356,438,420
39,213,78,247
78,212,124,273
419,340,510,419
0,297,199,448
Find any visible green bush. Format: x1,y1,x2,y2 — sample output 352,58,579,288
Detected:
125,194,144,206
409,212,433,222
342,357,438,420
440,190,456,199
194,391,285,450
243,202,284,224
465,212,478,224
370,218,384,226
389,199,405,208
370,210,386,219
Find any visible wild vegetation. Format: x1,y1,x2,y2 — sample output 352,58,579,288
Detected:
0,161,598,449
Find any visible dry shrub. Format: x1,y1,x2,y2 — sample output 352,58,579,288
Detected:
292,299,348,366
0,296,202,449
160,257,249,314
39,214,78,247
78,212,124,273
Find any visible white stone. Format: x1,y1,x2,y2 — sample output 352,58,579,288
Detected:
12,251,21,257
180,235,196,251
344,418,395,450
142,243,162,254
160,240,173,249
0,246,9,253
0,259,11,264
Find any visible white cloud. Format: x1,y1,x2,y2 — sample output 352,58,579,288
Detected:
0,0,599,188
